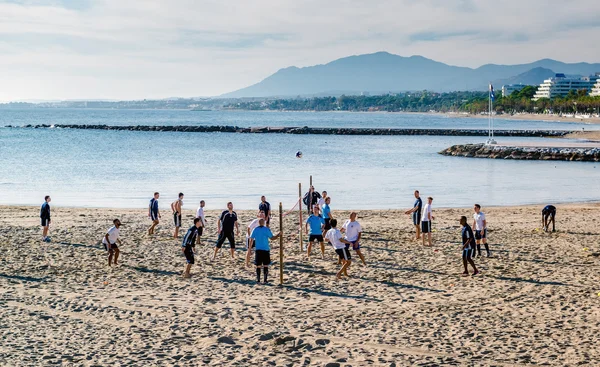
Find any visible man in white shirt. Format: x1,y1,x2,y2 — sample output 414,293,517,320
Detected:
245,211,266,267
341,212,366,266
195,200,206,245
102,219,122,266
317,191,327,209
472,204,490,257
421,197,434,247
325,219,352,280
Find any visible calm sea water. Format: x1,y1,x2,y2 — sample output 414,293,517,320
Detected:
1,109,599,210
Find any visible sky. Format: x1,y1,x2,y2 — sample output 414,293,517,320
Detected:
0,0,599,101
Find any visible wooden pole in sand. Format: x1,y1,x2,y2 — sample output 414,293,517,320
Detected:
308,175,313,214
279,202,284,285
298,183,303,253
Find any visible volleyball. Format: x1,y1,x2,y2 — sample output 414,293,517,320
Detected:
296,151,303,158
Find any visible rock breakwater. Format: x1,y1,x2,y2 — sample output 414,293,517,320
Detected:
440,143,600,162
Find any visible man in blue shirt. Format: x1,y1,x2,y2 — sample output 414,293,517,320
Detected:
321,197,333,236
40,195,52,242
148,192,161,236
182,218,202,278
404,190,422,241
460,216,479,276
305,206,325,260
250,218,280,283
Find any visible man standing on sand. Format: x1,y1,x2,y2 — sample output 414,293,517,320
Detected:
40,195,52,242
171,193,184,239
259,196,271,227
245,211,266,267
213,202,240,260
404,190,422,240
542,205,556,232
303,186,321,214
472,204,491,257
321,197,333,237
250,218,281,283
342,212,366,266
317,191,328,209
305,206,325,260
325,219,352,280
103,219,122,267
148,192,161,235
182,218,202,278
195,200,206,245
421,197,434,247
460,216,479,276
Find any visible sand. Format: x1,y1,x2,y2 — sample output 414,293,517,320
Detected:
1,204,600,366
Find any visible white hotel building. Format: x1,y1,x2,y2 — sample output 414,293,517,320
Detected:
532,73,600,100
591,79,600,97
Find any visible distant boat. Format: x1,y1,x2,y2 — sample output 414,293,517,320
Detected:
190,107,212,112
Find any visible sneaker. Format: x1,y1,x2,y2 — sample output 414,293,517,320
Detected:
44,237,52,243
486,252,491,258
472,270,480,276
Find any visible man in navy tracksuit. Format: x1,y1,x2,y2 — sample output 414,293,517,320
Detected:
40,196,52,242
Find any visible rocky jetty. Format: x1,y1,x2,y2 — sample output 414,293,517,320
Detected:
7,124,572,137
440,143,600,162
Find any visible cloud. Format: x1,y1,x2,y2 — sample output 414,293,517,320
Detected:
0,0,599,100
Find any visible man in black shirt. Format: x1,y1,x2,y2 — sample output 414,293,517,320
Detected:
40,195,52,242
542,205,556,232
404,190,422,240
259,196,271,227
303,186,321,214
213,202,240,260
182,218,202,278
460,216,479,276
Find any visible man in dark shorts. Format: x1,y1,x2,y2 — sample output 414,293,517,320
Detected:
472,204,490,257
259,196,271,227
542,205,556,232
102,219,122,266
325,219,352,279
213,202,240,260
420,196,434,247
182,218,202,278
342,212,366,266
148,192,161,236
40,195,52,242
250,218,280,283
171,192,184,239
460,216,479,276
321,197,333,236
305,206,325,260
404,190,422,240
195,200,206,245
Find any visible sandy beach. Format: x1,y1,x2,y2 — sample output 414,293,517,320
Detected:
1,204,600,366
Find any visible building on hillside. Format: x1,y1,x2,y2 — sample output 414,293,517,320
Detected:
590,77,600,97
502,84,528,97
532,73,600,100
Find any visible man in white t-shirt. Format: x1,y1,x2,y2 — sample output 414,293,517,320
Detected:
195,200,206,245
245,211,266,267
472,204,490,257
317,191,327,209
341,212,366,266
102,219,122,266
421,197,434,247
325,219,352,280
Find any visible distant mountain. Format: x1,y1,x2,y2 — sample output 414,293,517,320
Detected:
492,67,556,87
221,52,600,98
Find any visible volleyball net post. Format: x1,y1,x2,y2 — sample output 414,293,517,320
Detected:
298,182,303,253
279,202,284,285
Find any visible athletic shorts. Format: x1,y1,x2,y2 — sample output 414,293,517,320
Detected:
412,212,421,225
150,211,159,221
348,240,360,250
542,210,556,219
41,218,50,227
184,248,195,264
421,221,431,233
335,247,351,261
245,236,255,249
197,227,203,236
324,218,332,231
475,229,487,240
216,231,236,249
462,248,472,261
106,243,118,253
255,250,271,266
173,212,182,227
309,234,324,243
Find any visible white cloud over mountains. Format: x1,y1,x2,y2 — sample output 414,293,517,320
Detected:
0,0,599,100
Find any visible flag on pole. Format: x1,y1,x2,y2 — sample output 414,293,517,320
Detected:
489,84,495,101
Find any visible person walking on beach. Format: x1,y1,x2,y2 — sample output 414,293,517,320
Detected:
404,190,422,240
421,197,434,247
460,216,479,276
148,192,161,235
182,218,202,278
342,212,366,266
305,206,325,260
213,202,240,260
325,219,352,280
259,196,271,227
103,219,122,266
195,200,206,245
245,211,266,267
472,204,490,257
40,195,52,242
321,197,333,237
542,205,556,232
171,193,184,239
250,218,280,283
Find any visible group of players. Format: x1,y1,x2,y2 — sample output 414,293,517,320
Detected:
38,190,558,281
